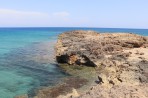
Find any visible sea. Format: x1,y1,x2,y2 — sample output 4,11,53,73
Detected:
0,27,147,98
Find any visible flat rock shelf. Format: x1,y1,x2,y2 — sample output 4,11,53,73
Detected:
54,30,148,98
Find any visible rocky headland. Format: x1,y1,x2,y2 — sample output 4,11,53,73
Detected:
55,30,148,98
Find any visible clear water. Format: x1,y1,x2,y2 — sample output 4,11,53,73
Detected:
0,27,147,98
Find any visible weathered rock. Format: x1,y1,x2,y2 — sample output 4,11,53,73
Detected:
79,83,148,98
55,30,148,98
55,30,147,67
78,47,148,98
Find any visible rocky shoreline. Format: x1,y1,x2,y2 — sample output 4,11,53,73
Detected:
16,30,148,98
55,30,148,98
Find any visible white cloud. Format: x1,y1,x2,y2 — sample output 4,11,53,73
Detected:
0,9,48,16
0,9,71,27
0,9,51,26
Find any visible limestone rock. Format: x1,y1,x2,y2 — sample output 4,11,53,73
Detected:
55,30,148,98
55,30,147,66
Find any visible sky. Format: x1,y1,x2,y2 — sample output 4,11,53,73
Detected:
0,0,148,28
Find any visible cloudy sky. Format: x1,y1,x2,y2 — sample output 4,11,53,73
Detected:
0,0,148,28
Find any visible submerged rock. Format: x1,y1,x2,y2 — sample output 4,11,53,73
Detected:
15,95,28,98
34,77,88,98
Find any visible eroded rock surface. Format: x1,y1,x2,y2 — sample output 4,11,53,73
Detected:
55,30,148,98
56,30,147,66
79,83,148,98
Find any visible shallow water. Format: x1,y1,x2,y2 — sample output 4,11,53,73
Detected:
0,27,147,98
0,42,68,97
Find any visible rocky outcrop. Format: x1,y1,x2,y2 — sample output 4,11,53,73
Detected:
55,30,148,98
55,30,147,67
55,30,148,86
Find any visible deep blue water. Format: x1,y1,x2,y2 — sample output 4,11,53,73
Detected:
0,27,147,98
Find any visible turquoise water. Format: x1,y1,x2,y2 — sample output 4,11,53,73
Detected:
0,27,147,98
0,27,147,55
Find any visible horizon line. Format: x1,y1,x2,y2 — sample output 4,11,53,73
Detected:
0,26,148,30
